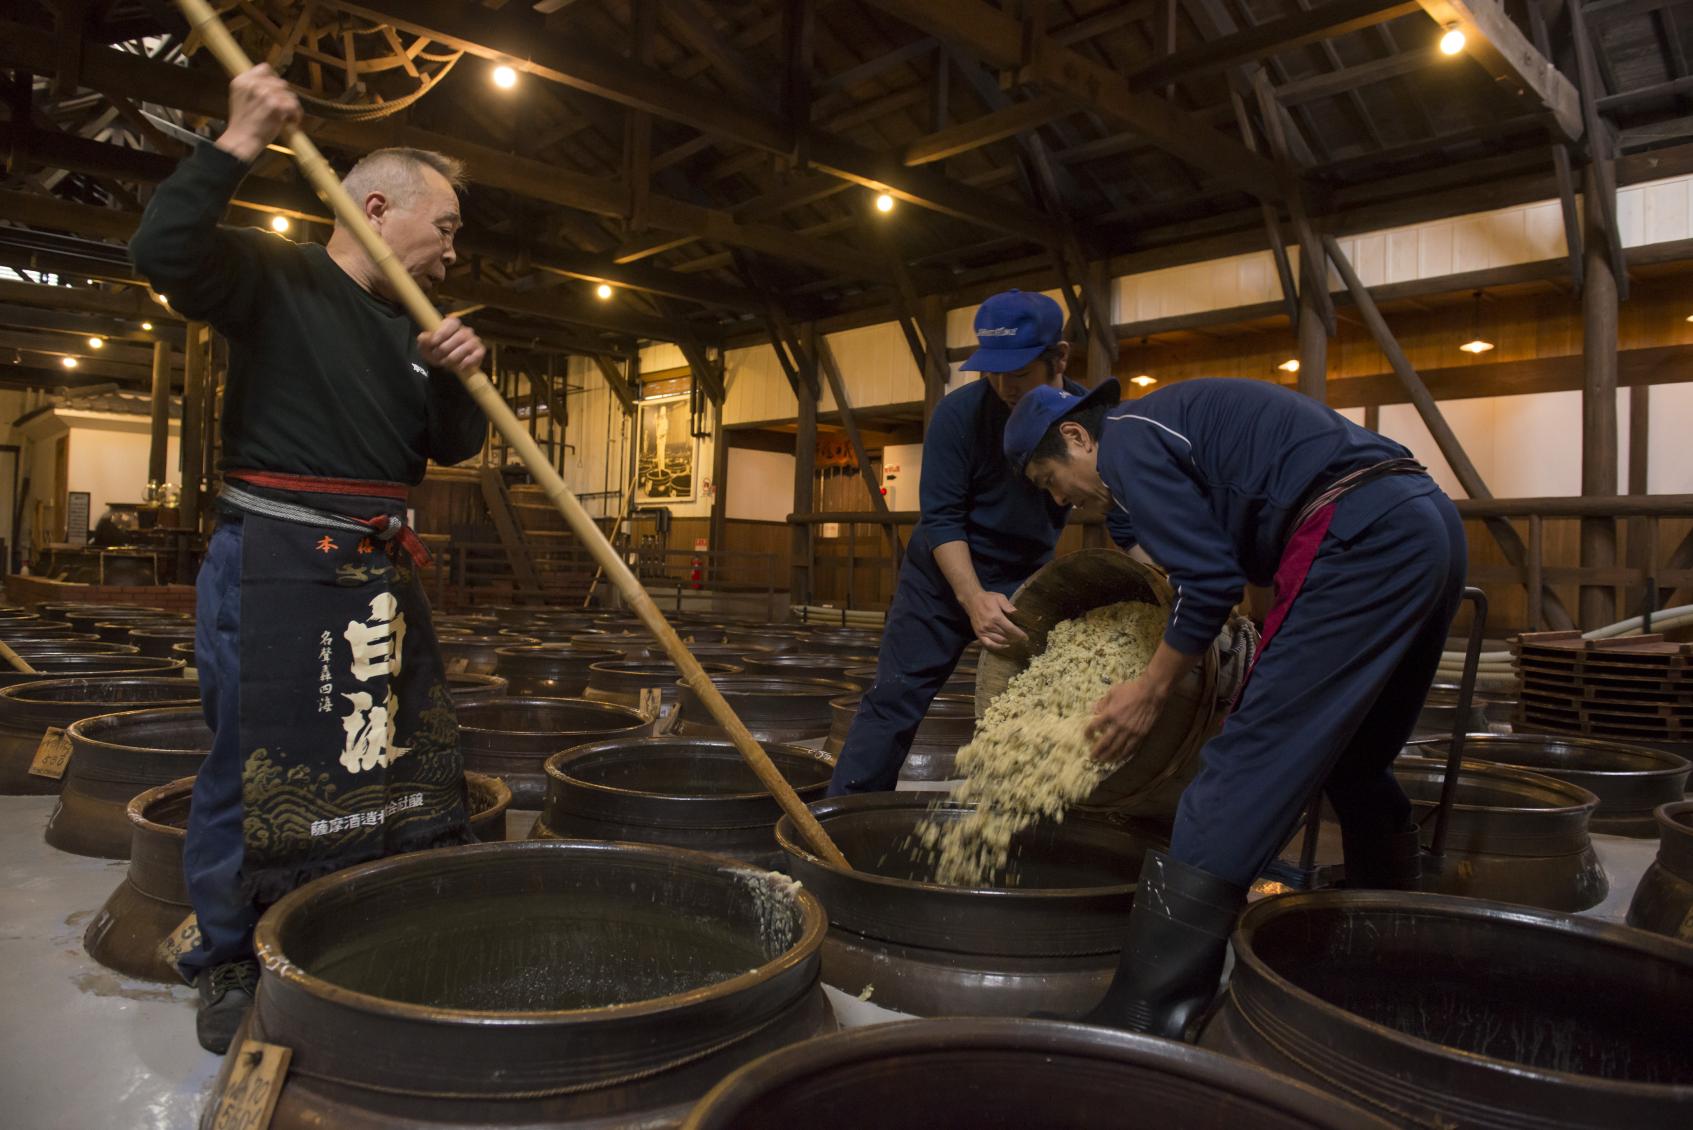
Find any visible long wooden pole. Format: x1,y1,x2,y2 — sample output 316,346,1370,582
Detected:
173,0,850,870
582,478,638,609
0,639,38,675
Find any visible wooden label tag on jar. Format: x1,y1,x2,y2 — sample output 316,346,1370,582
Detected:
157,913,202,967
206,1039,292,1130
27,727,72,779
638,687,662,724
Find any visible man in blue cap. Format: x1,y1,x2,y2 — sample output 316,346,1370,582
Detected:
1002,376,1465,1038
828,289,1089,795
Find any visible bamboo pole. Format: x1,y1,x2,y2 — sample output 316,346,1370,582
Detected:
0,639,38,675
172,0,850,870
582,478,638,609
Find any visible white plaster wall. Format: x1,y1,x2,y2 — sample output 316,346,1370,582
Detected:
725,448,795,522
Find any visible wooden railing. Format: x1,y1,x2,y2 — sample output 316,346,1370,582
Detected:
1453,495,1693,631
787,497,1693,632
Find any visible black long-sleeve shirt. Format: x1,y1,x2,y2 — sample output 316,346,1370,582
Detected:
128,142,486,485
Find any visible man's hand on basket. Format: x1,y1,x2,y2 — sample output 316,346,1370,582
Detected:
1087,677,1168,764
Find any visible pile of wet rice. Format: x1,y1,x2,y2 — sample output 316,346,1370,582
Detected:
917,601,1165,887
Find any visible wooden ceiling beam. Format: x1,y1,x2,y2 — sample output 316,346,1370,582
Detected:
856,0,1282,199
1127,0,1422,92
332,0,1060,248
0,122,758,311
1413,0,1583,141
0,19,885,284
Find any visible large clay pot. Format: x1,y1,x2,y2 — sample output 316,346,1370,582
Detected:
681,1019,1387,1130
531,736,833,865
1627,800,1693,943
200,840,834,1128
456,697,651,809
44,706,213,858
0,676,201,796
776,793,1163,1018
81,771,513,983
1201,891,1693,1128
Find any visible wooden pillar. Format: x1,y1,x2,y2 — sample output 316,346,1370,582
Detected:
1580,162,1619,628
920,294,948,427
146,339,171,491
1626,385,1650,613
1086,259,1115,388
1363,404,1380,432
790,348,818,606
1296,274,1328,402
179,323,207,534
708,404,729,585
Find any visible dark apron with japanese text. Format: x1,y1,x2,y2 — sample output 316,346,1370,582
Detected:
235,506,468,902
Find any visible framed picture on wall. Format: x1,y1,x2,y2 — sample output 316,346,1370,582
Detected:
635,395,696,504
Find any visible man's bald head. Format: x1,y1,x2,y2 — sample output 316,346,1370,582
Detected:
333,147,466,297
340,148,464,210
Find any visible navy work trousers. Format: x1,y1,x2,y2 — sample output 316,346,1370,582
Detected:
177,520,255,979
827,549,1020,795
1171,491,1468,886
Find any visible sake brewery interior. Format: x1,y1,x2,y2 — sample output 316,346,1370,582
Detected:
2,2,1693,1127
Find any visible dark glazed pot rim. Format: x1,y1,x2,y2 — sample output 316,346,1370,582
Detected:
1406,733,1691,779
494,644,619,660
829,691,975,715
775,792,1137,902
0,675,199,706
1395,755,1600,815
455,696,648,736
1229,890,1693,1096
687,676,861,697
253,839,827,1024
66,704,209,754
545,737,834,801
679,1018,1386,1130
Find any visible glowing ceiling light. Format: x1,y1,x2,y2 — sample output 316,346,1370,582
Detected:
269,214,290,233
1459,289,1493,354
87,337,104,349
140,321,153,331
595,283,614,300
1439,25,1466,56
1129,374,1156,387
493,64,518,89
874,192,895,213
61,356,78,369
1278,358,1300,372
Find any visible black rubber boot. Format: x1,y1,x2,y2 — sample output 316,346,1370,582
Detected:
1080,850,1247,1040
195,959,258,1055
1340,820,1423,890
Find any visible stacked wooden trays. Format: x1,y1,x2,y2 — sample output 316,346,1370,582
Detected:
1512,631,1693,743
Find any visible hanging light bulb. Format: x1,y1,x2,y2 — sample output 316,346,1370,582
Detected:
61,356,79,369
1439,25,1466,56
1129,374,1156,387
874,192,895,214
595,283,614,300
493,64,518,89
87,337,104,350
140,321,153,331
1278,358,1300,372
269,214,290,233
1459,289,1495,354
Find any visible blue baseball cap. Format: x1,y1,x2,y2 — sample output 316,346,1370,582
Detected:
1003,377,1121,473
961,289,1065,373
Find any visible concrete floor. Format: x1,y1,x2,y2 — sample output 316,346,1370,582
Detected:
0,793,1662,1126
